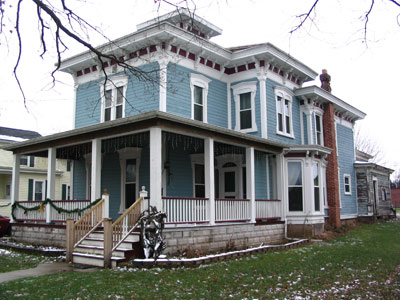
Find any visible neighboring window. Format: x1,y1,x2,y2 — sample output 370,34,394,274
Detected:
275,87,294,137
190,73,211,123
313,162,320,211
34,181,44,201
125,159,137,208
382,188,387,201
288,161,303,211
344,174,352,195
315,114,324,146
232,81,257,133
5,183,11,199
100,76,128,122
66,160,72,172
62,184,71,200
194,164,205,198
20,155,34,167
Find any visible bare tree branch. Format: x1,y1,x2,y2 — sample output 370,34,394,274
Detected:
289,0,320,35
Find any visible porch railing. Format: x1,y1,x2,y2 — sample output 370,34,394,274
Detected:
256,199,282,221
12,200,91,224
162,197,209,224
215,198,250,222
73,198,104,247
112,197,143,251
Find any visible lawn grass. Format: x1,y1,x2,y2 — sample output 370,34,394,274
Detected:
1,221,399,299
0,249,62,273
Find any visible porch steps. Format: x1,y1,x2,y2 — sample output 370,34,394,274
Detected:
72,230,142,268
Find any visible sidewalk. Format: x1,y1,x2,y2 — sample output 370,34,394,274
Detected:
0,262,96,284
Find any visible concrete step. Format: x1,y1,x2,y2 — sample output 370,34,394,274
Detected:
72,252,125,268
74,244,134,258
80,238,136,250
89,231,140,243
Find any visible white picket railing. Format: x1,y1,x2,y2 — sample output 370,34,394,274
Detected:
215,198,250,222
13,200,91,224
162,197,209,224
255,199,282,221
50,200,92,222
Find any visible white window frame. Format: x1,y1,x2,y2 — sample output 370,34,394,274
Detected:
232,81,258,133
34,180,45,201
5,183,11,199
314,112,324,146
118,147,142,213
313,161,321,212
274,86,294,138
190,73,211,123
344,173,352,195
287,160,304,213
100,75,128,122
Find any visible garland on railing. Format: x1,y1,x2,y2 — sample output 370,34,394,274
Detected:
0,202,11,207
11,198,102,221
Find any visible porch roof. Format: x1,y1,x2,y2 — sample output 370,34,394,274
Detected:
3,111,290,157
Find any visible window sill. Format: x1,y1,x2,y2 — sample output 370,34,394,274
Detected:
237,127,258,134
276,131,295,139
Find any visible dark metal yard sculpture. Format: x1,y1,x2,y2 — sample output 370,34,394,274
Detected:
139,206,167,259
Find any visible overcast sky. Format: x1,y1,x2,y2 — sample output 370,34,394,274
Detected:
0,0,399,173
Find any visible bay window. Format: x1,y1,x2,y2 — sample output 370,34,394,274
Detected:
313,162,321,211
315,114,324,146
288,161,303,211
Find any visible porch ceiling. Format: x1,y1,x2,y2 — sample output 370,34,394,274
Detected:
3,111,288,157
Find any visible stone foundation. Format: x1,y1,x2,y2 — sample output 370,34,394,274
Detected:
163,222,285,256
287,223,324,238
11,223,66,248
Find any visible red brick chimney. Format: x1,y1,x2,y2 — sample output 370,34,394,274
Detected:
320,69,332,93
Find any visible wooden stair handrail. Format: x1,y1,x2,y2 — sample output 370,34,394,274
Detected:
74,198,104,227
111,197,143,251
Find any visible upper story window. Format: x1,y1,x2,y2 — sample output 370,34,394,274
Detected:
275,86,294,138
315,113,324,146
232,81,257,133
20,155,34,167
190,73,211,122
100,76,128,122
344,174,352,195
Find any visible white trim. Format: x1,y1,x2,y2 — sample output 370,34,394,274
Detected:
118,147,142,213
33,180,45,201
231,81,258,133
343,173,352,195
340,214,358,220
274,86,294,138
286,159,304,213
190,73,211,123
258,75,268,138
314,112,324,146
159,60,168,112
227,82,231,130
99,75,128,123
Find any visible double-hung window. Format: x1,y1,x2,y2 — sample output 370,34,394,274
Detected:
275,87,294,137
315,114,324,146
287,161,303,212
232,81,257,133
100,76,128,122
190,73,211,122
313,162,321,211
34,180,44,201
344,174,352,195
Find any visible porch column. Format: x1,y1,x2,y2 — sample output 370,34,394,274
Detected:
246,147,256,223
150,127,162,210
276,153,286,219
91,138,102,202
46,148,56,223
10,154,21,223
204,138,215,225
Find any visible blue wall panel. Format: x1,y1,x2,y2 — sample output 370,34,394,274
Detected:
101,152,121,220
166,63,227,128
73,159,87,200
75,63,159,129
303,112,308,144
336,123,357,216
266,79,302,144
255,152,267,198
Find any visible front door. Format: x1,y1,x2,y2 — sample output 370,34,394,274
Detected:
125,159,137,208
221,162,239,199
